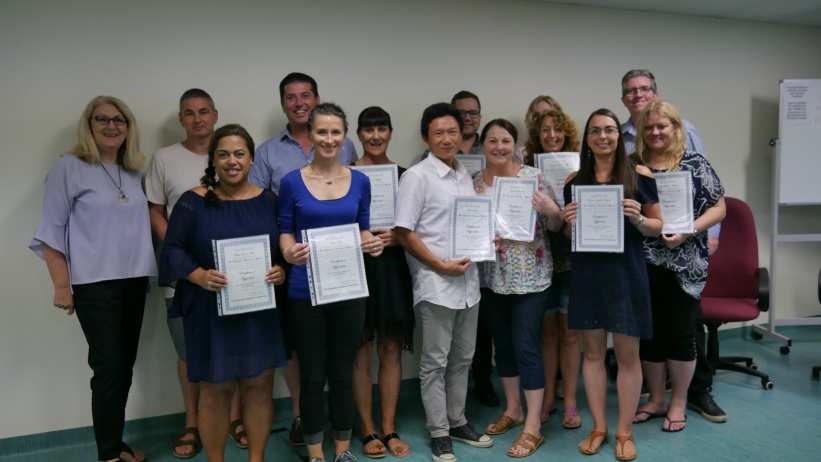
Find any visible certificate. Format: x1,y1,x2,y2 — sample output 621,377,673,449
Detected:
493,176,538,241
303,223,369,306
535,152,580,208
571,185,624,253
655,171,694,234
449,196,495,262
211,234,276,316
455,154,486,177
350,164,399,228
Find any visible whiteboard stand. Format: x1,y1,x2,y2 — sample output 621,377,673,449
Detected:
751,140,821,354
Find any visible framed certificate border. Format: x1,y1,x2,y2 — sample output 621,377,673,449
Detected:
655,171,694,234
304,223,369,306
449,196,495,261
571,185,624,253
455,154,486,177
493,176,537,241
350,164,399,228
212,234,276,316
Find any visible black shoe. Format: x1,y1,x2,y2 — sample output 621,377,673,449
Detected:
640,378,672,399
431,436,456,462
289,416,306,446
449,423,493,448
687,393,728,423
473,381,500,407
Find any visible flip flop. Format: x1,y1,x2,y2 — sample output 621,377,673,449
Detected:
539,404,557,424
362,433,386,459
662,415,687,433
633,410,666,424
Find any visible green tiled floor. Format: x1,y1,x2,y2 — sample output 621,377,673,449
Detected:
3,325,821,461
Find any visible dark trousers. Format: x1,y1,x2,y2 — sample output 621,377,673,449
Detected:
73,277,147,461
290,297,366,444
689,312,714,396
472,306,494,386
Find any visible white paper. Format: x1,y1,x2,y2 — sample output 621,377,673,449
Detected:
455,154,486,177
212,235,276,316
493,176,537,241
655,171,694,234
572,185,624,253
783,83,812,125
449,196,495,262
304,223,369,306
535,152,580,208
350,164,399,228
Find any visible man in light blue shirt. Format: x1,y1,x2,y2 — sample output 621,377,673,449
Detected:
250,72,358,194
620,69,727,425
248,72,357,446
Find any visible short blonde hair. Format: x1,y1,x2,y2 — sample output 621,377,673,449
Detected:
524,95,563,133
71,96,144,171
634,100,686,171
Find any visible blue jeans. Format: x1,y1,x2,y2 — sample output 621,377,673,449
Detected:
479,287,549,390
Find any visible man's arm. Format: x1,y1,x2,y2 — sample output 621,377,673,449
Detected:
148,202,168,241
395,227,470,276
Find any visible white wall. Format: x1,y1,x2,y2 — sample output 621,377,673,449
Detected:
2,0,820,440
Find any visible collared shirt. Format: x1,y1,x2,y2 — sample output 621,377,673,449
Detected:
249,125,358,194
395,154,480,309
622,117,720,239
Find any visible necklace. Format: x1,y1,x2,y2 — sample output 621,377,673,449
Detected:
309,164,342,185
219,183,252,200
101,163,129,203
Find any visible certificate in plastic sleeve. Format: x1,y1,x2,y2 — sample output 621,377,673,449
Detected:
350,164,399,228
211,234,276,316
655,171,694,234
535,152,580,208
571,185,624,253
454,154,486,177
493,176,538,241
303,223,369,306
449,196,495,262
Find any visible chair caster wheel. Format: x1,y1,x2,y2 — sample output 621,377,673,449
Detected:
762,380,774,390
780,346,790,355
750,363,758,370
752,331,763,340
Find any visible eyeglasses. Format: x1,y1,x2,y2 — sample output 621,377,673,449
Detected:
458,110,481,119
623,86,654,96
588,127,619,136
91,115,128,126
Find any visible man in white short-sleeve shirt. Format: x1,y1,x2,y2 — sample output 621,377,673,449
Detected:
145,89,246,457
395,102,491,462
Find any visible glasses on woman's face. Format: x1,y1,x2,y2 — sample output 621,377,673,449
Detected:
588,127,619,136
91,115,128,126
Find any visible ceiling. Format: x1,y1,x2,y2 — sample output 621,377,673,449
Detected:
520,0,821,28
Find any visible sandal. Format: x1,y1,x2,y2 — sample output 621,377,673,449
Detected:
539,404,557,424
362,433,386,459
172,427,202,459
615,434,637,461
562,405,582,430
229,419,248,449
662,415,687,433
487,414,525,435
507,432,544,458
578,430,607,455
383,432,410,458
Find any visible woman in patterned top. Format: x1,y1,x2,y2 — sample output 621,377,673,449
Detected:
631,100,725,433
475,119,564,458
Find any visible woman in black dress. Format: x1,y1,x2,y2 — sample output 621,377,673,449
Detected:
350,107,415,459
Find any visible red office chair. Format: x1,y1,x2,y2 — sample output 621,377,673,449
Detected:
812,267,821,381
700,197,774,390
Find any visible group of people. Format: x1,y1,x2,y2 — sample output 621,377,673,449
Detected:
30,69,726,462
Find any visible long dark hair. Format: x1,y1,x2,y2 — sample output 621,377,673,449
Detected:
575,108,637,199
201,124,255,207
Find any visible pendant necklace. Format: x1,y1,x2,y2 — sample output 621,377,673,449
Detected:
309,164,342,185
101,163,129,203
220,183,251,200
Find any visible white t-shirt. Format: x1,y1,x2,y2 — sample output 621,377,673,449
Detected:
145,142,209,297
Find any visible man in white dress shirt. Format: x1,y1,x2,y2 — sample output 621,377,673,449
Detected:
395,103,493,462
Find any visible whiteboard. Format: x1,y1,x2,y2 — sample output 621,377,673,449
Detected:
778,79,821,205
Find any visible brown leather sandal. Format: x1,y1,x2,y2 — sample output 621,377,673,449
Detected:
228,419,248,449
507,432,544,458
172,427,202,459
615,433,637,461
487,414,525,435
578,430,608,455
